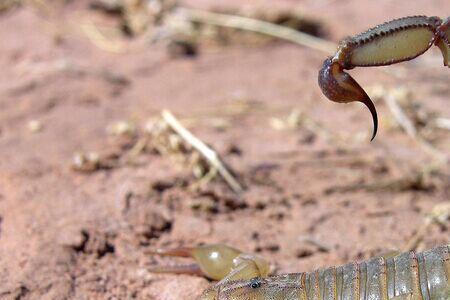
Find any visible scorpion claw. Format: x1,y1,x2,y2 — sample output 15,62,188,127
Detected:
147,247,205,276
360,95,378,141
148,244,243,280
318,58,378,141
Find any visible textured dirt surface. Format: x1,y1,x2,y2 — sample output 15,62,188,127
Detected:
0,1,449,299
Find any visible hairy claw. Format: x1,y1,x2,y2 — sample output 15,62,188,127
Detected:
319,16,449,140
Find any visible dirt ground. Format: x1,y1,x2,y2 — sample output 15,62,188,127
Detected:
0,0,449,299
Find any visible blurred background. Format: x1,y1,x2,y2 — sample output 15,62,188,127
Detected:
0,0,449,299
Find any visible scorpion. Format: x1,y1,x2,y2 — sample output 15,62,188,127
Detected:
318,15,450,141
150,244,450,300
148,16,450,300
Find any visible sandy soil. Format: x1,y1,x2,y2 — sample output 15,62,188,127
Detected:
0,0,449,299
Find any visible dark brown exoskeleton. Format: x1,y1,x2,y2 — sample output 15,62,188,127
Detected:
318,16,450,141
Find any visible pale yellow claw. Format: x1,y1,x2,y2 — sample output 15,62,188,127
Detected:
148,244,269,281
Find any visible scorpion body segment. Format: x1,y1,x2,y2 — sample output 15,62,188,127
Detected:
318,16,450,140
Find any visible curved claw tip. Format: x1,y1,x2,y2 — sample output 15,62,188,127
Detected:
359,97,378,141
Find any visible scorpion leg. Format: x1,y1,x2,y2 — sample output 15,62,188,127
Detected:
319,16,448,140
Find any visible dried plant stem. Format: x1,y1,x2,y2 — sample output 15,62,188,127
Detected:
384,94,417,137
403,219,433,251
434,118,450,130
384,94,447,163
298,235,332,252
177,7,336,54
80,22,125,53
404,203,450,251
189,168,218,192
161,110,244,193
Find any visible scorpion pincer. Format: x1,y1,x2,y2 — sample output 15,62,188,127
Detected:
150,244,450,300
318,16,450,141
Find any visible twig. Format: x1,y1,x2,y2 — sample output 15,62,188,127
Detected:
161,110,244,193
80,21,125,53
384,94,417,137
403,202,450,251
384,94,447,163
434,118,450,131
176,7,336,54
325,173,435,195
298,235,332,252
403,219,432,252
